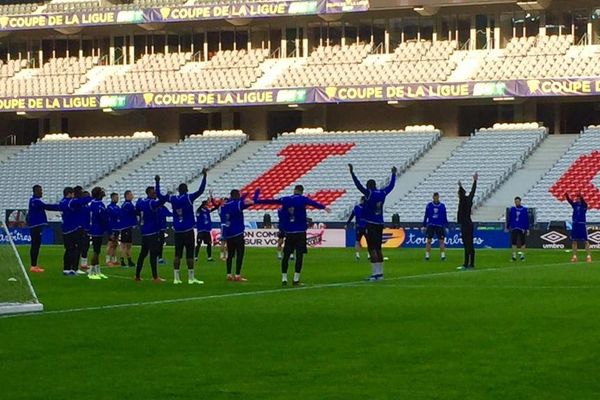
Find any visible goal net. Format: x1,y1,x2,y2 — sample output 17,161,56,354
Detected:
0,221,43,315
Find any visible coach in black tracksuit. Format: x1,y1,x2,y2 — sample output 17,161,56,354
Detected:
457,173,478,270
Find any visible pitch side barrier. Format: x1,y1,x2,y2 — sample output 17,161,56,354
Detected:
5,221,600,249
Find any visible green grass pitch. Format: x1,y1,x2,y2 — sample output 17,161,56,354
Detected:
1,245,600,400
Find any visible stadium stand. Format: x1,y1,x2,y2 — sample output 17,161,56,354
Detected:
271,41,461,87
209,126,441,221
0,132,156,209
94,49,267,93
107,130,247,201
0,1,38,15
384,123,548,222
523,126,600,223
470,35,600,80
0,57,99,97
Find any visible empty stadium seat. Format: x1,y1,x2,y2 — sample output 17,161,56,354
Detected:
385,123,548,222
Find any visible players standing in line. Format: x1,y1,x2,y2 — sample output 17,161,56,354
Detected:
119,190,137,268
219,190,255,281
346,196,367,261
106,192,121,267
27,185,60,273
158,170,207,285
88,187,109,280
349,164,397,281
422,192,448,261
506,196,529,262
195,199,217,262
457,173,478,270
255,185,330,286
59,187,92,276
135,176,168,282
157,204,172,265
565,193,593,263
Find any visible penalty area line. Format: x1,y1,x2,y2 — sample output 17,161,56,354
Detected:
1,261,573,319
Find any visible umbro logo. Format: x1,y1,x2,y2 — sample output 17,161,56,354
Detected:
540,231,567,249
588,231,600,245
540,231,567,244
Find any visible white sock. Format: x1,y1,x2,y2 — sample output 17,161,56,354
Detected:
188,269,195,281
375,262,381,275
425,252,430,259
277,251,282,258
379,262,384,276
174,270,180,281
105,256,111,263
112,256,117,263
512,252,516,258
97,265,102,275
355,252,360,258
294,272,301,282
441,252,445,258
371,263,377,276
81,257,87,266
282,273,288,282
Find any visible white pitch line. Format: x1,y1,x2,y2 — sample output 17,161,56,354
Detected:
0,261,579,320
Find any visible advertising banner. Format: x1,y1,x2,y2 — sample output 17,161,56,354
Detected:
0,228,55,245
0,1,369,32
346,227,510,249
528,227,600,249
211,228,346,248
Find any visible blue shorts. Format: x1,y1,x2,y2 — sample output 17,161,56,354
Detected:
571,223,588,241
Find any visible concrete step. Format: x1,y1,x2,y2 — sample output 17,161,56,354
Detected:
473,134,578,221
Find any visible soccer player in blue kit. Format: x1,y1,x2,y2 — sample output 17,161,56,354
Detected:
566,193,592,263
27,184,60,273
422,192,448,261
506,196,529,261
349,164,397,281
220,190,255,282
346,196,367,260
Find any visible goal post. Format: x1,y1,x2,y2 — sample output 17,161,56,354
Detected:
0,221,43,315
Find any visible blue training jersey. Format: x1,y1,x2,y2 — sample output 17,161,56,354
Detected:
107,202,121,232
196,207,214,232
77,203,91,232
423,202,448,228
59,196,92,234
220,199,248,239
136,197,167,236
27,196,60,228
120,200,138,230
569,199,587,224
160,177,206,233
351,171,396,225
508,206,529,231
277,208,289,233
278,194,325,233
89,199,108,237
157,206,171,231
348,204,367,229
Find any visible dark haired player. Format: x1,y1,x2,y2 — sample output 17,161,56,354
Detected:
219,189,255,281
566,193,592,263
346,196,367,261
27,185,60,273
119,190,137,268
506,196,529,261
195,199,218,262
255,185,330,286
59,187,92,276
88,187,109,280
422,192,448,261
457,173,478,270
349,164,397,281
158,169,207,285
135,176,168,282
106,192,121,267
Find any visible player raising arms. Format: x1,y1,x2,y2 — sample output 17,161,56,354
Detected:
255,185,330,286
506,196,529,262
158,169,207,285
106,192,121,267
27,184,60,273
135,176,168,282
220,189,255,282
566,192,592,263
457,173,478,270
346,196,367,261
349,164,397,281
119,190,137,268
88,187,109,280
195,198,218,262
